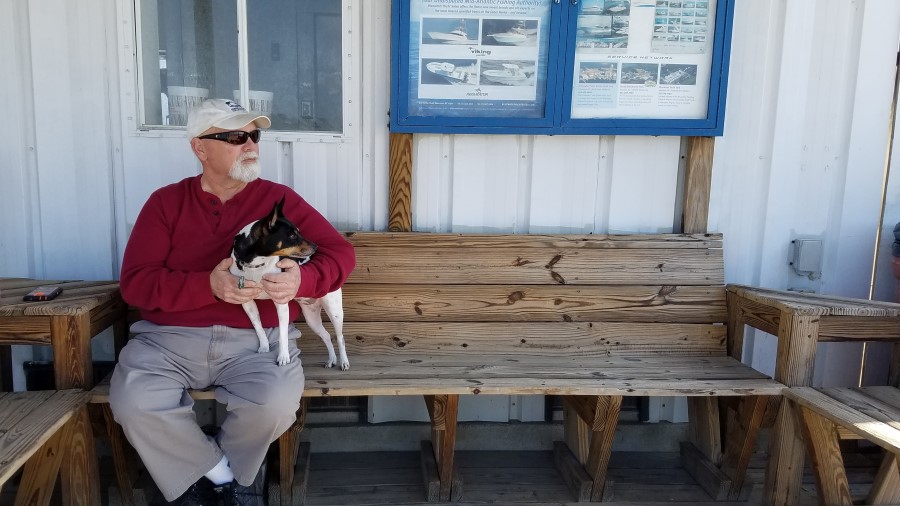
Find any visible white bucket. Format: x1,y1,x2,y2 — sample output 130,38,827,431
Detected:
167,86,209,126
233,90,274,115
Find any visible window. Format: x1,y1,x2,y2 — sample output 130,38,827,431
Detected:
136,0,344,133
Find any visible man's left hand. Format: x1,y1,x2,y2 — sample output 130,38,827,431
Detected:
261,258,302,304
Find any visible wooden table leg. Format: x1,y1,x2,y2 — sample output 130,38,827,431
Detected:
763,311,820,506
51,314,100,506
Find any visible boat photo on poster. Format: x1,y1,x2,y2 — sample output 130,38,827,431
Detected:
408,0,552,119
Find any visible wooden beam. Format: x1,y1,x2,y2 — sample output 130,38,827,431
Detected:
682,136,715,234
389,132,413,232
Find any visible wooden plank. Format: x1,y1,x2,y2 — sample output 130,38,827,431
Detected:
51,313,93,390
867,452,900,505
764,311,821,506
14,410,74,506
679,441,730,501
101,403,138,506
687,397,721,465
822,388,900,431
0,316,52,345
348,247,724,286
818,316,900,341
796,404,853,505
0,390,89,486
563,401,589,464
586,395,621,501
682,136,714,234
552,441,592,502
346,232,723,249
720,396,767,499
60,405,100,505
388,133,413,232
785,387,900,452
339,284,727,323
419,441,441,502
727,284,900,317
302,321,729,356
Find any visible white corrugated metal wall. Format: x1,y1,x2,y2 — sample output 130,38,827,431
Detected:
1,1,899,424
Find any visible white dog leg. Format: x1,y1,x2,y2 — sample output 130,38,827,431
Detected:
321,289,349,370
301,301,337,368
241,301,270,353
275,302,292,366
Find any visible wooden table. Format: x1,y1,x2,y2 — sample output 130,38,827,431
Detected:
0,278,127,505
727,284,900,506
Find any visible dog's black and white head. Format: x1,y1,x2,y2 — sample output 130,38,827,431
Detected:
231,196,318,271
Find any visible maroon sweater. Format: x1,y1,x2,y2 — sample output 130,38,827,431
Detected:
120,176,355,328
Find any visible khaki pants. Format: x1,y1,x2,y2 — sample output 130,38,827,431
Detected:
109,320,304,501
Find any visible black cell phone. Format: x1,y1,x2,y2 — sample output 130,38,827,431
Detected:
22,286,63,302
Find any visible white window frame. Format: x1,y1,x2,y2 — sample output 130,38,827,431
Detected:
118,0,360,144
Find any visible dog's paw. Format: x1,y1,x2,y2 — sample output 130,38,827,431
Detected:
340,360,350,371
258,343,270,354
324,358,335,368
276,352,291,366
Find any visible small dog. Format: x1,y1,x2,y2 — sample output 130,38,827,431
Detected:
229,197,349,369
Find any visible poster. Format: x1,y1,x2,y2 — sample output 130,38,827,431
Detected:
570,0,717,120
407,0,553,119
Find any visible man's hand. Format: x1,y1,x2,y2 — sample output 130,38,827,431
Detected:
210,258,262,304
261,258,302,304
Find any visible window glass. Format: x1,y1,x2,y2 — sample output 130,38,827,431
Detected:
138,0,343,133
248,1,343,132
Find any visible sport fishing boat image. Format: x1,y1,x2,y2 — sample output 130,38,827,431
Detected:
425,61,474,84
482,63,529,85
486,21,533,45
427,20,478,45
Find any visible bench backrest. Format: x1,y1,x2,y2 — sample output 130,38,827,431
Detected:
299,232,727,358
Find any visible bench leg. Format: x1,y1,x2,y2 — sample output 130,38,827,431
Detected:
559,395,621,502
59,405,100,506
423,394,460,501
719,395,768,499
868,452,900,505
794,402,852,505
102,403,140,505
270,397,309,506
13,410,76,506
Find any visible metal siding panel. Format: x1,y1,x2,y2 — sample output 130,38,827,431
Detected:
607,136,681,233
530,136,602,233
0,0,37,277
450,135,521,232
30,0,117,280
412,134,446,231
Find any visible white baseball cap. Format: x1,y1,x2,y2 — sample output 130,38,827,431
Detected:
186,99,271,138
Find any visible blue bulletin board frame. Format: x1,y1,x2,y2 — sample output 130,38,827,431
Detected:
390,0,735,136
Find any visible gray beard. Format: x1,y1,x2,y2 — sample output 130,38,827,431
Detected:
230,154,260,183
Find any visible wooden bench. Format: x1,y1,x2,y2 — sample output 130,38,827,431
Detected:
97,231,826,504
786,386,900,505
0,389,92,505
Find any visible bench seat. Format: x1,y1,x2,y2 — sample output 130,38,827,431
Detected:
300,354,781,397
0,389,92,505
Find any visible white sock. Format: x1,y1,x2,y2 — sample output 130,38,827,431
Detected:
205,455,234,485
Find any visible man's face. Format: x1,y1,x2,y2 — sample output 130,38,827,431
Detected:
194,123,261,183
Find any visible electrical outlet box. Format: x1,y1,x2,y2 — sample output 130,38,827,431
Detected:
790,239,823,279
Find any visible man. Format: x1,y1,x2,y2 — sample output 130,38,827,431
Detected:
110,99,355,505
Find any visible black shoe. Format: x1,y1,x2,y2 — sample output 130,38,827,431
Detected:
220,461,266,506
168,477,218,505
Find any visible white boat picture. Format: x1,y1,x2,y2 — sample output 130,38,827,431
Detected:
482,63,529,85
427,21,478,45
425,62,474,84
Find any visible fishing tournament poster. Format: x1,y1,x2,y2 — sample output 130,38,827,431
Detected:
406,0,553,119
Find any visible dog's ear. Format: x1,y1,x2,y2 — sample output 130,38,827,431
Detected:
269,196,286,228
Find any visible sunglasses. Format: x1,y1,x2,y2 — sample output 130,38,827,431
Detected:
197,129,261,145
